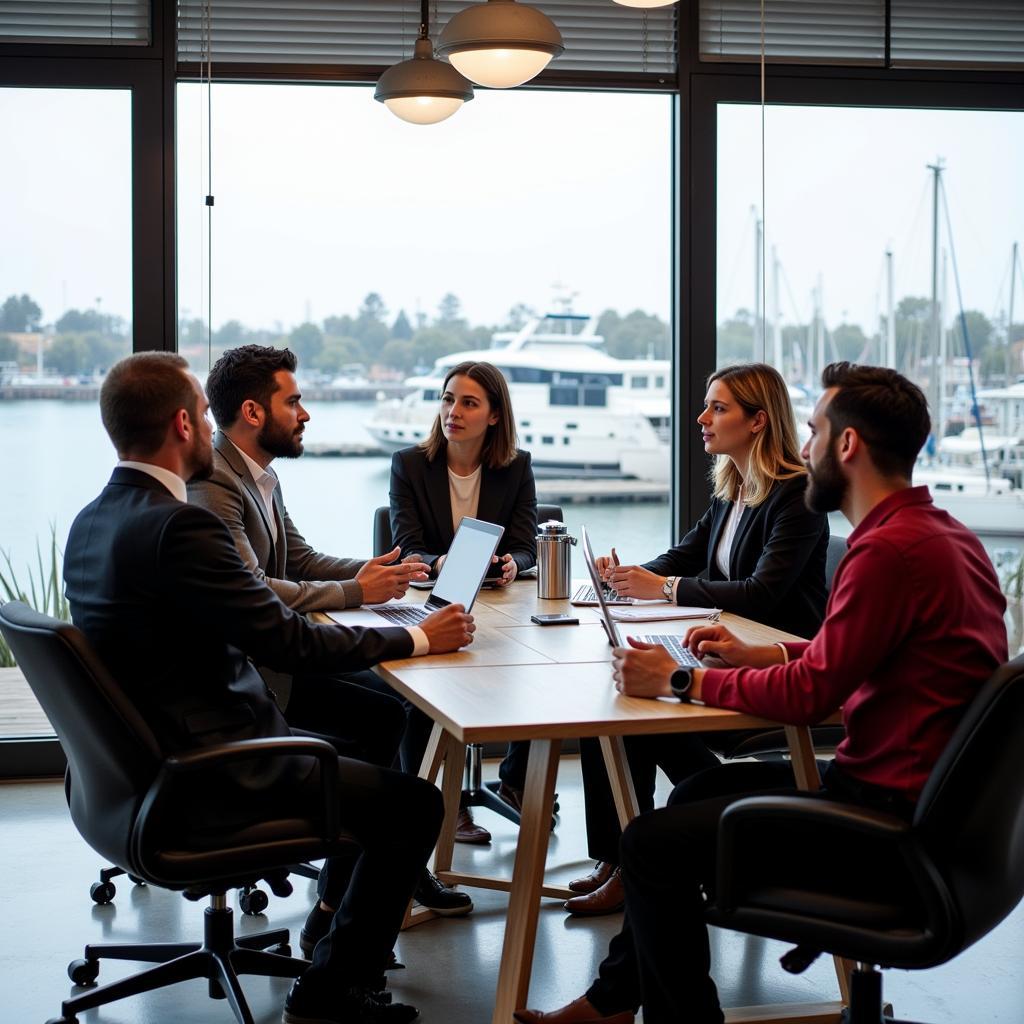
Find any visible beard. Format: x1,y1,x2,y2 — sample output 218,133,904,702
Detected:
187,437,215,482
805,442,848,514
258,416,304,459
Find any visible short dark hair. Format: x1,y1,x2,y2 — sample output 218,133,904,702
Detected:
821,362,931,478
206,345,297,428
100,352,197,458
420,361,519,469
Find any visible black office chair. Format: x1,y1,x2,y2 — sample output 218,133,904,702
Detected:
0,600,352,1024
706,653,1024,1024
372,503,563,830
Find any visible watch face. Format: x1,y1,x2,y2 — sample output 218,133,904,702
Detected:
671,667,693,697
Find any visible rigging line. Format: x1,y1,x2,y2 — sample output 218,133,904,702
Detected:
939,175,990,487
721,213,754,321
779,261,807,328
990,250,1012,324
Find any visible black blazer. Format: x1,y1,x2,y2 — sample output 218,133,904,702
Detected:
64,468,414,785
389,447,537,576
643,474,829,638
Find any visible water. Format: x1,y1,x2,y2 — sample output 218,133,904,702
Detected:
0,399,672,580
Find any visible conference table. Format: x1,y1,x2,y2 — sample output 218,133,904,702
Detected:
364,580,848,1024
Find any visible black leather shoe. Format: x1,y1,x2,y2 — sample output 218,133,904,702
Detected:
300,904,403,975
498,783,558,830
413,869,473,916
283,978,417,1024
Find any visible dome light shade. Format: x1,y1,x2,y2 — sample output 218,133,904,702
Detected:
375,36,474,125
437,1,564,89
612,0,678,7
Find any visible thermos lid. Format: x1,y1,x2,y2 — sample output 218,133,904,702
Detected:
537,519,568,536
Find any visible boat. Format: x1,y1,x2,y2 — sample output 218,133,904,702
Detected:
364,313,672,481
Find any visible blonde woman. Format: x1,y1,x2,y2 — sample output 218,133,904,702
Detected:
569,362,829,917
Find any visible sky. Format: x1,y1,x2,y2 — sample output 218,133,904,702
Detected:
1,84,1022,337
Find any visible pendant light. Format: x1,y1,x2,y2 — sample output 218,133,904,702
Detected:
375,1,474,125
437,1,564,90
612,1,677,8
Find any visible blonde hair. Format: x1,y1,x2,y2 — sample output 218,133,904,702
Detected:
420,361,519,469
708,363,806,507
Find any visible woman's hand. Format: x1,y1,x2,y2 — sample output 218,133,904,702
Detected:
606,563,667,600
494,552,518,586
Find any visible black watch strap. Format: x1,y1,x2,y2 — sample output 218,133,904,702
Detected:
670,666,694,703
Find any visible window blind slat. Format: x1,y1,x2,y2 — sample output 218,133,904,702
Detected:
891,1,1024,68
175,1,677,78
0,0,150,45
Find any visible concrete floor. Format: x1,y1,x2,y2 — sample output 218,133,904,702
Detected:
2,759,1022,1023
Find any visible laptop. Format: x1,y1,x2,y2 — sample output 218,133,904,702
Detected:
570,581,633,606
327,517,504,629
580,525,701,669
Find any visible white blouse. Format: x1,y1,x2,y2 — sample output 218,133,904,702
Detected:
714,489,745,580
448,464,482,533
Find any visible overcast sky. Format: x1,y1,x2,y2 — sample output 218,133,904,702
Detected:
2,85,1022,337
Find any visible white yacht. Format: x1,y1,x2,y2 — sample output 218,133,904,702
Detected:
365,314,672,480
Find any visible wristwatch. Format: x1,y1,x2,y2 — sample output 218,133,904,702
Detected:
662,575,677,601
670,665,695,703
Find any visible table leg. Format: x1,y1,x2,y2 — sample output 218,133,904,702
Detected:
598,735,641,828
490,738,560,1024
784,725,854,1007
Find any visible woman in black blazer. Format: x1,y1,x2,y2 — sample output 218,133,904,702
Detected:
569,362,829,916
389,360,538,844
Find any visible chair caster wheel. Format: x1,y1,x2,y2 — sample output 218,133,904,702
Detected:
127,874,146,886
89,881,115,904
68,958,99,986
239,887,268,915
267,943,291,958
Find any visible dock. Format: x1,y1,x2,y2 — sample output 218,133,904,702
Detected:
536,478,668,504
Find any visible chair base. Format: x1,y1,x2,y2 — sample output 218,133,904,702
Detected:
52,898,307,1024
841,966,928,1024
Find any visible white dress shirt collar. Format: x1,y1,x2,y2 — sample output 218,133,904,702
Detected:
225,437,279,543
117,460,188,503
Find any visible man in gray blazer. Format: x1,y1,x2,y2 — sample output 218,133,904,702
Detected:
188,343,472,920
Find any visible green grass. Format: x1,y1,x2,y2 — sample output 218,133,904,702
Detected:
0,527,70,667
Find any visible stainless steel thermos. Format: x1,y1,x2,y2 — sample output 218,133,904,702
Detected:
536,519,577,599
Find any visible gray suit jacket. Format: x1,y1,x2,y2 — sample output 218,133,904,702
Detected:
188,431,365,613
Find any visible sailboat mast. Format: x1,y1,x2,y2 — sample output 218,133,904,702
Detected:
1008,241,1018,385
753,209,764,360
771,245,782,371
886,248,896,370
927,159,944,437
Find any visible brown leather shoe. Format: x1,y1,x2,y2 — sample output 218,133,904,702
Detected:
454,807,491,844
513,995,635,1024
567,860,615,894
564,868,625,916
497,781,525,814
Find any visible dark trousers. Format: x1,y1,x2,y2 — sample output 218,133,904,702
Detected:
292,756,444,994
586,760,915,1023
579,733,720,864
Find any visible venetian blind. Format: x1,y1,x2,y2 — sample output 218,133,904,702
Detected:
700,0,1024,67
891,1,1024,68
0,0,150,45
175,1,677,80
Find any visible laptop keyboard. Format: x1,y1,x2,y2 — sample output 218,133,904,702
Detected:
636,634,702,668
370,604,429,626
572,583,631,605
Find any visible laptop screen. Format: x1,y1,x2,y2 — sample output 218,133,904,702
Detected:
428,517,505,612
580,525,623,648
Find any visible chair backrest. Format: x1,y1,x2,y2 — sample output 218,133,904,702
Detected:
373,503,564,559
824,534,847,593
914,653,1024,952
0,601,163,868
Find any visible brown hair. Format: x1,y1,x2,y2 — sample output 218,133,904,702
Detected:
708,362,805,506
420,361,518,469
100,352,197,458
821,362,930,478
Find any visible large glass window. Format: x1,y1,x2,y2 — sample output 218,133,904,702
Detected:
0,87,133,737
717,103,1024,653
177,84,673,566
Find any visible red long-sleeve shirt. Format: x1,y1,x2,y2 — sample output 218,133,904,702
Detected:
701,487,1008,801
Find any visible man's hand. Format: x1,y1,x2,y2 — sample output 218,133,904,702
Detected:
595,546,620,576
682,623,783,667
494,553,518,586
420,603,475,654
356,547,430,604
611,638,677,699
606,563,667,600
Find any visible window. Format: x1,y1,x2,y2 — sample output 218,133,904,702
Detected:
0,86,133,740
177,83,673,564
717,101,1024,654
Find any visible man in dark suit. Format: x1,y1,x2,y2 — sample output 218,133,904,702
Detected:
187,344,472,916
64,351,475,1024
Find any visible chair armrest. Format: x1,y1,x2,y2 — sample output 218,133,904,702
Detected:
147,736,340,840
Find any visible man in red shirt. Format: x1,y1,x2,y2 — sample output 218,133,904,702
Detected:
515,363,1007,1024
